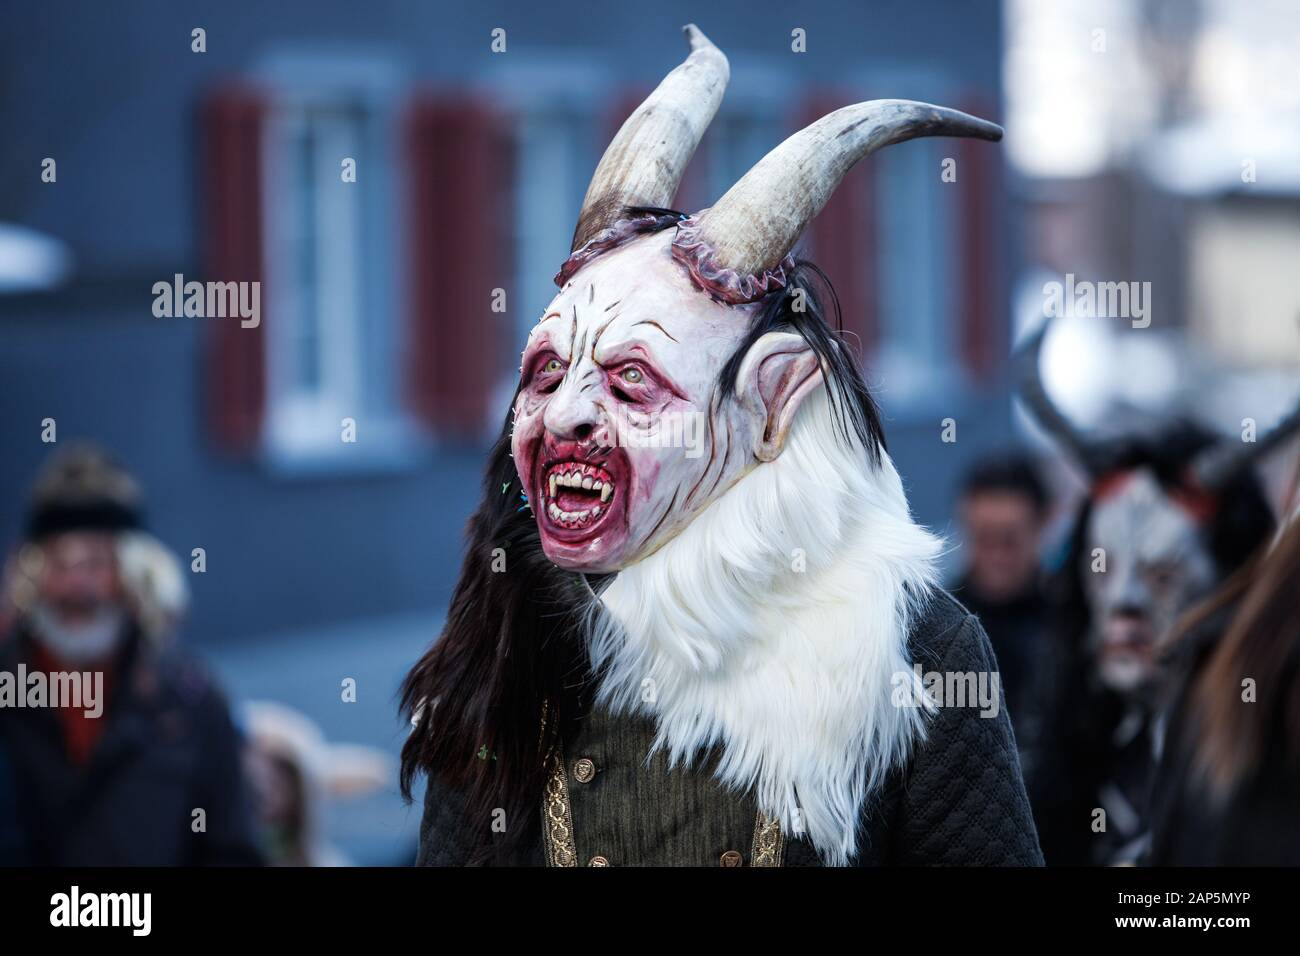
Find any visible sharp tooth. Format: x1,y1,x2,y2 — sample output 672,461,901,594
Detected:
581,477,593,490
591,506,601,518
548,502,561,519
600,484,612,503
549,475,557,497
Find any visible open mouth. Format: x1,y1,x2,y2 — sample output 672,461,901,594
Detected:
539,460,617,534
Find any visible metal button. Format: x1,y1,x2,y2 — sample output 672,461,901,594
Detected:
588,855,610,867
719,850,744,867
572,757,597,784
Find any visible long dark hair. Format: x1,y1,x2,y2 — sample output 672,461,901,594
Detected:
398,415,592,864
400,210,886,862
1174,518,1300,797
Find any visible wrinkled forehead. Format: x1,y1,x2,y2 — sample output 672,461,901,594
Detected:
1088,469,1204,563
524,231,754,383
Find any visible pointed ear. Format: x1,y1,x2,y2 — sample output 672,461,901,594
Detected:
736,332,825,462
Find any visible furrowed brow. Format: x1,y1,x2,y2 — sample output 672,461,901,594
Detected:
523,330,568,364
629,318,679,343
594,338,687,398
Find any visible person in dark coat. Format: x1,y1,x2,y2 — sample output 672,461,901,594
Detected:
401,27,1036,867
1148,515,1300,865
951,452,1051,738
0,445,262,866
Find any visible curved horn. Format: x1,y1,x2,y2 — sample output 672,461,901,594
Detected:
1192,401,1300,492
570,24,729,252
680,100,1001,293
1014,320,1104,477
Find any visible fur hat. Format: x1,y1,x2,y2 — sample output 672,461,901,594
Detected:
24,444,143,541
10,444,188,641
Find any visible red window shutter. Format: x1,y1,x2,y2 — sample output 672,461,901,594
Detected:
956,97,1002,383
405,96,513,439
800,94,877,362
201,85,268,454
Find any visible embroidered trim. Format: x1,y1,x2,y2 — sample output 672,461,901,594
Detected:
542,752,577,867
750,811,785,867
538,700,576,867
553,211,686,288
670,215,796,304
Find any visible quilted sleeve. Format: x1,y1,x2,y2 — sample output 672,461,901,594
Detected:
894,613,1045,866
415,770,480,866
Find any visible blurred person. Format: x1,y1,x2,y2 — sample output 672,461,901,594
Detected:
952,452,1050,733
1147,513,1300,865
1016,326,1282,864
0,445,262,865
241,700,391,866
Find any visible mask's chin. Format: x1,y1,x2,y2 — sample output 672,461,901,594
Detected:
540,537,632,574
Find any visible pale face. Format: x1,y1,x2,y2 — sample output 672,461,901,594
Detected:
511,230,816,572
35,531,122,628
1083,469,1215,693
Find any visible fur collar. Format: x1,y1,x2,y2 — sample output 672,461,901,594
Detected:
587,389,942,865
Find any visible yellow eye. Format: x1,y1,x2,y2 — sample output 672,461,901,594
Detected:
544,359,563,374
621,367,643,384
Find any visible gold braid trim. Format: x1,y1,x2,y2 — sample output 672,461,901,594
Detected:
542,753,577,867
750,811,785,867
539,701,577,867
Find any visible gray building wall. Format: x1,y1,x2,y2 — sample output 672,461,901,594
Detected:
0,0,1008,647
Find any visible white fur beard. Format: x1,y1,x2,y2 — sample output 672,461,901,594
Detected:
585,388,942,866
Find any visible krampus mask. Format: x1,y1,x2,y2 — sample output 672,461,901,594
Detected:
517,25,999,571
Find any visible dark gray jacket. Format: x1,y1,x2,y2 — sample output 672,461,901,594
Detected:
0,626,263,867
418,589,1043,866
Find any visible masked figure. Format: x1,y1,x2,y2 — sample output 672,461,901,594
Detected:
1016,324,1288,864
403,25,1042,867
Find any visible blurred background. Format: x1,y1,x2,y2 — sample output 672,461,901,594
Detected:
1,0,1297,864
